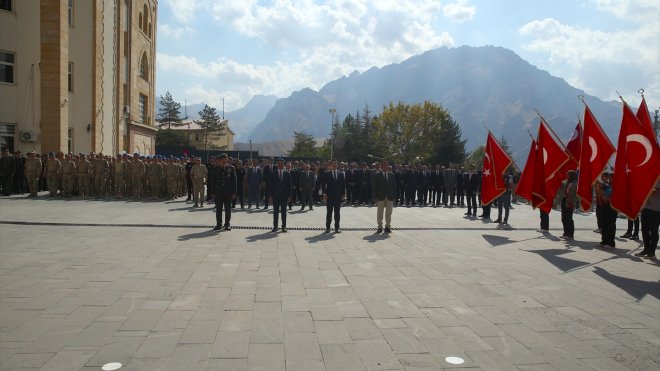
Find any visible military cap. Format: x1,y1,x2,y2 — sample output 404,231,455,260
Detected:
218,153,228,159
276,157,285,163
48,151,55,157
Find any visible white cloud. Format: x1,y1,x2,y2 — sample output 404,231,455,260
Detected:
442,0,476,23
158,1,455,110
183,85,243,114
158,23,195,39
519,10,660,106
163,0,202,24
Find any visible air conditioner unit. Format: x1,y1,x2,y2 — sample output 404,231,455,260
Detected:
20,130,39,142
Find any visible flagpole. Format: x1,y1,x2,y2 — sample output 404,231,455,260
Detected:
533,108,569,150
487,127,521,172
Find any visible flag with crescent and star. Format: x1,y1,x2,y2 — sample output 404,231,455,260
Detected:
577,104,616,212
514,139,537,205
546,121,581,207
481,132,512,205
532,121,569,213
610,99,660,219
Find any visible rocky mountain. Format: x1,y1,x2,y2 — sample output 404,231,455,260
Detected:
247,46,622,164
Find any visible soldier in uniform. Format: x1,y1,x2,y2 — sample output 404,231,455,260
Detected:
148,156,164,199
76,153,92,198
212,153,236,231
164,157,178,200
177,158,186,197
93,153,108,198
130,153,146,199
191,157,208,207
61,153,76,198
45,152,61,197
25,151,41,197
114,154,127,198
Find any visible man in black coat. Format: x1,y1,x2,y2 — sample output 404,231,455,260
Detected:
269,158,292,232
373,161,397,233
0,148,16,196
299,163,315,210
322,159,346,233
464,165,480,217
212,154,236,231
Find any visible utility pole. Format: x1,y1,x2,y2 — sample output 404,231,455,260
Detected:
329,108,336,160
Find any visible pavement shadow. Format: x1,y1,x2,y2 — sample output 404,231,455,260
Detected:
524,248,589,272
178,229,218,241
363,232,390,243
482,234,518,247
304,232,335,243
593,266,660,301
246,231,278,242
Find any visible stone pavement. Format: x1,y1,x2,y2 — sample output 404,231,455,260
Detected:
0,194,658,370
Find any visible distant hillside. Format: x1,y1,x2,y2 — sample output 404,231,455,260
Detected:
247,46,622,164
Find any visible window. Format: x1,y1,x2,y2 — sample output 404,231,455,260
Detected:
0,51,15,84
68,128,73,154
148,23,152,38
139,53,148,80
68,62,73,92
0,123,15,153
68,0,74,27
138,12,142,30
0,0,12,12
138,94,147,123
143,5,148,33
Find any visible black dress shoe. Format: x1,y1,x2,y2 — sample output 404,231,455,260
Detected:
281,227,287,233
477,214,484,218
224,225,231,231
620,233,632,238
324,228,330,233
630,234,638,240
377,227,383,233
213,226,222,231
335,229,341,233
271,227,278,232
384,228,391,233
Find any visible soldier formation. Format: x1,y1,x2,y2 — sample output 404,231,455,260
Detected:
0,149,657,260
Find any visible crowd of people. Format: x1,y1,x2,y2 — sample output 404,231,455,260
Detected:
0,148,657,260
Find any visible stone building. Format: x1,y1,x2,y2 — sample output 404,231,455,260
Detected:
0,0,158,155
172,119,235,151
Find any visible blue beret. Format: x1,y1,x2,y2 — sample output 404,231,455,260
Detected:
48,151,55,156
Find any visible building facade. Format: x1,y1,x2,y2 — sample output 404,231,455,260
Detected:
173,119,235,151
0,0,157,155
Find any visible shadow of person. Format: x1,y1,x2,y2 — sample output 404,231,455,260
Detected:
304,232,335,243
593,266,660,301
523,248,589,272
178,229,218,241
245,231,278,242
363,232,389,243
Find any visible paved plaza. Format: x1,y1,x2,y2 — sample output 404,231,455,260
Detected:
0,195,658,370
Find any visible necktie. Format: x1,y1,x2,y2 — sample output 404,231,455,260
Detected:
333,171,336,181
279,170,282,180
385,172,388,181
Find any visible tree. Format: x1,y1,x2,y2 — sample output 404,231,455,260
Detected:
195,105,227,154
155,129,186,147
156,91,185,129
465,145,485,169
499,136,513,159
289,131,317,157
373,101,465,164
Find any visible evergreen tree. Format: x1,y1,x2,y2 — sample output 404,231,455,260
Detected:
499,136,513,159
289,131,317,157
465,145,485,169
156,91,185,129
194,105,227,153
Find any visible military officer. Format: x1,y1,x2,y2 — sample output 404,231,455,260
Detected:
25,151,41,197
130,153,146,199
114,154,127,198
45,152,61,197
93,153,109,198
61,153,76,198
212,153,236,231
191,157,208,207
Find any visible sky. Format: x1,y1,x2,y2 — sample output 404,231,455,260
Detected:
156,0,659,114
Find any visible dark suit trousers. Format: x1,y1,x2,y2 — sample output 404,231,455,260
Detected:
641,208,659,256
215,199,232,227
273,198,287,228
326,199,341,229
466,191,477,215
301,188,313,207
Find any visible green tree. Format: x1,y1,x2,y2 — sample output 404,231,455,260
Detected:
499,136,513,159
432,111,466,165
195,105,227,153
465,145,485,169
289,131,317,157
156,91,185,129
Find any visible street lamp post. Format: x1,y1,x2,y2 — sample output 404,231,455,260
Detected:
328,108,336,160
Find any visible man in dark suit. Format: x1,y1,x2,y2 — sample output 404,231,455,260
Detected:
262,158,272,209
246,159,262,208
212,153,236,231
268,158,292,232
322,159,346,233
373,161,397,233
464,165,479,217
299,163,315,210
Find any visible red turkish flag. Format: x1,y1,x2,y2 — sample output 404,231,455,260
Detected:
611,101,660,219
514,139,537,204
636,97,659,147
481,132,512,205
577,105,616,211
566,121,582,161
546,122,581,206
533,121,569,213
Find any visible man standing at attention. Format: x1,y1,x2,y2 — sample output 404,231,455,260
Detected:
269,158,292,232
322,159,346,233
212,154,236,231
373,161,397,233
191,157,208,208
299,163,315,210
